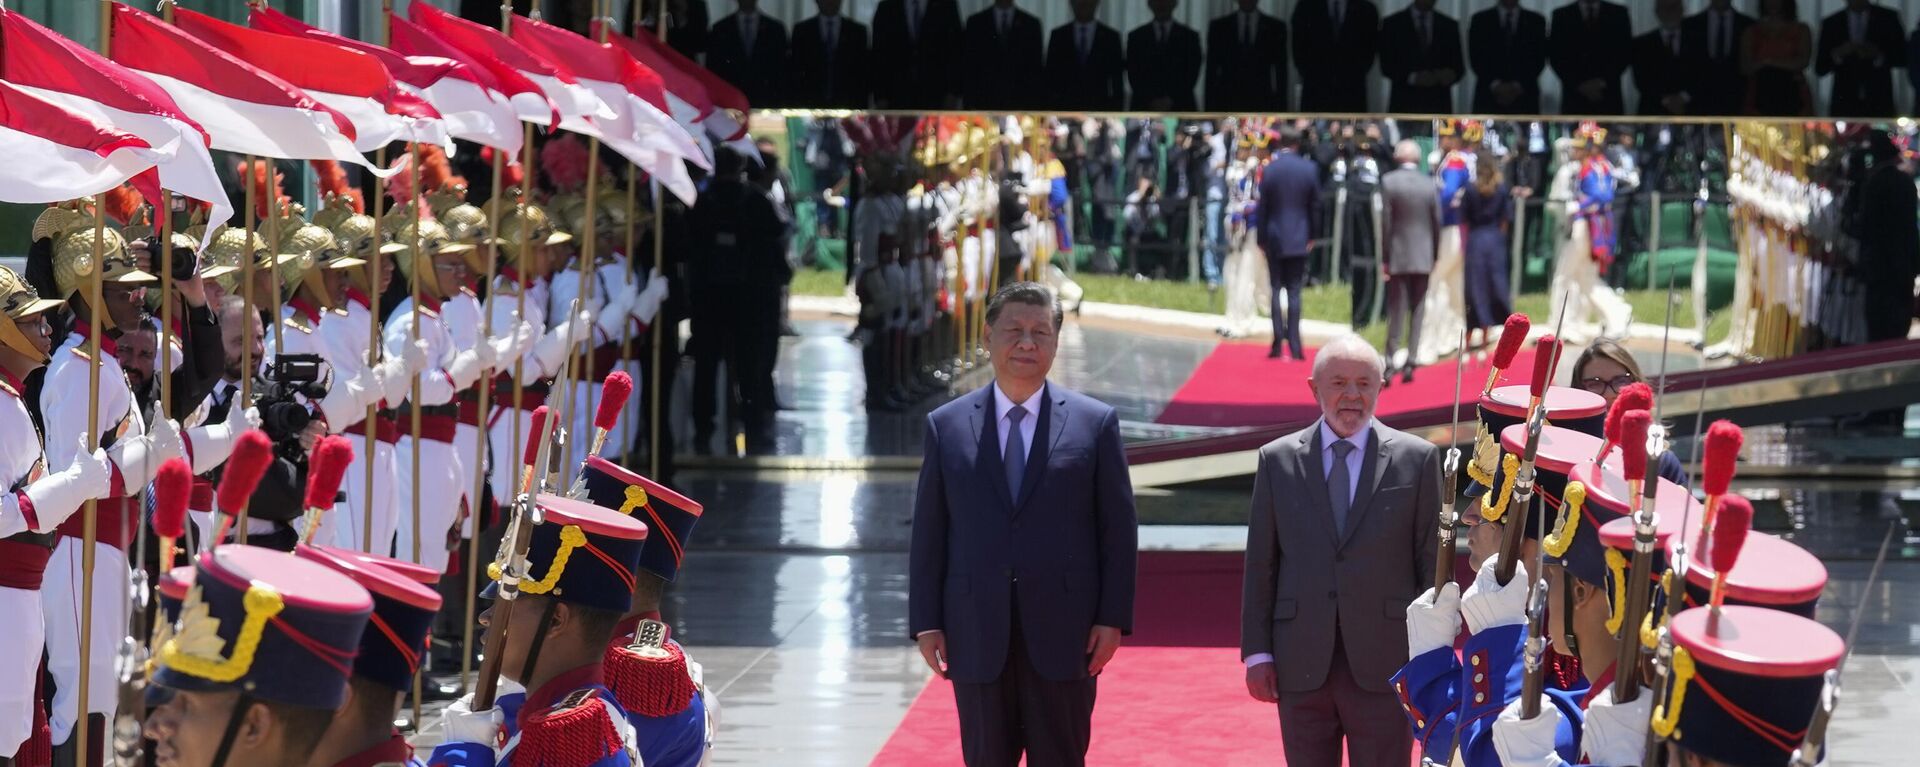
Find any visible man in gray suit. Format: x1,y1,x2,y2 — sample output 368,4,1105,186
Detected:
1240,334,1440,767
1378,141,1440,385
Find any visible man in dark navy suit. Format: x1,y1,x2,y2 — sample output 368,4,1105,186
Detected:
788,0,870,108
1125,0,1203,111
910,282,1137,767
1292,0,1378,112
1377,0,1464,114
1468,0,1548,114
1206,0,1288,112
1816,0,1907,117
1253,127,1321,361
707,0,789,106
1683,0,1752,115
1633,0,1699,115
1044,0,1126,111
1548,0,1632,115
961,0,1046,109
871,0,965,108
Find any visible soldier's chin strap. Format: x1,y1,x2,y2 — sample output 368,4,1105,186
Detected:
516,598,563,701
1560,566,1579,661
209,691,254,767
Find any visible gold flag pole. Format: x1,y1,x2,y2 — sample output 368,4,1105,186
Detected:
559,10,604,487
649,0,668,478
460,3,514,699
363,1,394,554
406,140,426,730
75,7,113,766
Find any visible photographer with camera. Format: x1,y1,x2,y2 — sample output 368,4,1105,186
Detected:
200,295,316,552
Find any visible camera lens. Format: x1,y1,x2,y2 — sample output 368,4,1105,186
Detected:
262,400,310,439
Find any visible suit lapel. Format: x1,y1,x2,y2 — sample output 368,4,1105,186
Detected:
1295,425,1337,548
972,386,1015,513
1339,426,1395,548
1013,387,1066,513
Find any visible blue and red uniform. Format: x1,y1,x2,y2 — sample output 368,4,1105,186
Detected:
429,663,637,767
1575,157,1616,268
1392,623,1588,766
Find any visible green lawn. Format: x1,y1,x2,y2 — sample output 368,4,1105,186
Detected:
791,267,1733,347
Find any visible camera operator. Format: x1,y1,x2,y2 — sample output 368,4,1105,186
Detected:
131,216,225,419
202,295,317,551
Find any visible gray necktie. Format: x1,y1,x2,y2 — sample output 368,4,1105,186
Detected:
1329,440,1356,534
1004,405,1029,500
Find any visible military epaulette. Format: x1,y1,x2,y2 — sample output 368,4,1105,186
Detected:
459,286,478,299
518,688,624,766
0,377,16,398
283,315,316,334
68,346,89,362
492,285,521,298
604,640,697,718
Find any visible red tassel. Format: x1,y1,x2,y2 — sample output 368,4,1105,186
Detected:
517,690,623,766
1701,421,1744,497
1492,314,1530,369
604,642,697,718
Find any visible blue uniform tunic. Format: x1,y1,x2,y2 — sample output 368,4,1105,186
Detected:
1390,624,1589,766
430,664,635,767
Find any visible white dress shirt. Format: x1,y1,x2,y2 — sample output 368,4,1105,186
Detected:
1244,418,1373,668
993,382,1043,460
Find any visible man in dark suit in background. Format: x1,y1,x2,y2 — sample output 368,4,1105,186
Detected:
1292,0,1379,113
1125,0,1203,112
911,282,1137,767
1683,0,1752,115
871,0,965,108
1253,127,1322,361
1378,0,1464,114
1469,0,1548,114
708,0,789,107
1816,0,1907,117
630,0,710,62
1206,0,1288,112
1857,130,1919,342
1045,0,1126,111
1634,0,1698,115
788,0,871,108
1240,333,1439,767
962,0,1046,110
1548,0,1632,115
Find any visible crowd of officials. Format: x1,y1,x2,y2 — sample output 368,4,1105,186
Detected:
488,0,1920,117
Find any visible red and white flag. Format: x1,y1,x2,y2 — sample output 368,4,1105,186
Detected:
172,8,444,153
409,3,612,132
0,80,162,204
602,25,753,152
108,4,395,177
599,23,716,161
509,16,702,202
1,9,232,242
386,13,533,157
245,7,486,153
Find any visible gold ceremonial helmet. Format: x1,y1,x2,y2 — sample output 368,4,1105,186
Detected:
390,214,471,298
433,185,495,274
492,202,573,250
277,207,363,308
184,225,266,294
0,265,64,364
557,188,632,250
314,195,381,265
40,204,155,332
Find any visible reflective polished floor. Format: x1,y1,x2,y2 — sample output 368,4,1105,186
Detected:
499,317,1920,765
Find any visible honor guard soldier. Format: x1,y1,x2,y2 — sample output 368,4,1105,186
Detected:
267,207,373,440
578,456,712,766
430,495,650,767
0,266,110,763
295,545,443,767
32,204,254,762
485,202,590,507
143,545,375,767
1653,593,1842,766
314,193,428,555
548,187,650,469
385,209,491,573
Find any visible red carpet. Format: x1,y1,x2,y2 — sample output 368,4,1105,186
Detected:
1156,342,1544,428
870,553,1421,766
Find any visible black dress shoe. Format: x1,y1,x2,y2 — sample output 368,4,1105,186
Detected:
1402,366,1415,385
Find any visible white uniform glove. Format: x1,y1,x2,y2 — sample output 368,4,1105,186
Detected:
403,338,431,376
1461,554,1531,635
1406,582,1463,657
532,322,573,377
186,406,260,475
108,417,185,493
1491,696,1570,767
1581,683,1655,766
566,308,593,347
595,288,635,340
23,438,112,533
632,271,668,326
436,693,504,749
445,343,492,389
316,369,365,429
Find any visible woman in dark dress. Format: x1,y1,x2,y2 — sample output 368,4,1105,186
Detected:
1460,152,1513,349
